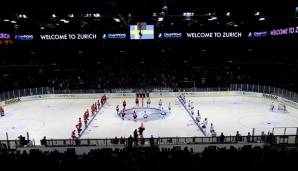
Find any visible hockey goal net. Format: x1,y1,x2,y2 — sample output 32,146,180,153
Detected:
277,103,287,112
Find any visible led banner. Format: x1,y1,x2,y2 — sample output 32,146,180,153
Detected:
186,32,242,39
102,33,127,39
0,33,13,45
269,26,298,36
39,34,97,40
158,32,182,39
248,31,267,38
15,35,34,40
0,33,11,39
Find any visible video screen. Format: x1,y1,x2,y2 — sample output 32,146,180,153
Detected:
130,24,154,40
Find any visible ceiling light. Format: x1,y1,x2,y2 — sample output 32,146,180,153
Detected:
158,17,164,22
52,14,56,18
3,19,9,22
60,19,69,23
183,12,194,17
254,12,260,16
10,20,16,23
259,17,265,21
114,18,120,22
226,12,230,16
208,16,217,21
93,13,100,18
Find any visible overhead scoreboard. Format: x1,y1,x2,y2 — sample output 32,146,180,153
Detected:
130,22,154,40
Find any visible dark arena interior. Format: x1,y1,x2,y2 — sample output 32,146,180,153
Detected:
1,0,298,169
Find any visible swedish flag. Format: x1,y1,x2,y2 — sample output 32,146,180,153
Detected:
130,25,154,40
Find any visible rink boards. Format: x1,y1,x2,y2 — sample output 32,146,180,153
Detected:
1,91,298,143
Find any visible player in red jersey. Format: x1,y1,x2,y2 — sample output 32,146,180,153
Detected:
76,123,81,136
78,118,82,128
71,130,76,139
0,106,4,116
85,109,90,120
121,110,125,120
97,100,101,109
94,102,98,112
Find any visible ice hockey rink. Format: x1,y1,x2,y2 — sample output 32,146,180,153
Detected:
1,95,298,144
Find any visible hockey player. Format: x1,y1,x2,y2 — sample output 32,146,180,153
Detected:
78,118,82,128
98,100,101,108
84,116,88,127
283,104,286,112
204,118,208,125
123,100,126,109
0,106,4,117
71,130,76,139
271,102,274,111
168,102,171,111
94,102,98,112
158,99,162,109
91,104,95,115
135,97,139,107
196,113,201,123
85,109,90,120
121,110,125,120
143,111,148,119
190,101,194,111
210,123,215,134
101,94,107,105
133,110,137,121
116,105,119,114
76,123,81,136
202,118,208,128
147,98,151,108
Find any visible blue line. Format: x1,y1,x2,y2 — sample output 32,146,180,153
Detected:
79,103,106,139
178,97,207,136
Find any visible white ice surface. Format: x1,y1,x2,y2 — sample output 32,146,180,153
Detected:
1,96,298,144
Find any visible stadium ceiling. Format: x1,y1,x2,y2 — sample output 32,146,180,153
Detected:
0,0,297,33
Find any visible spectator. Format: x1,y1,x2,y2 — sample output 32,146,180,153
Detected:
119,136,125,144
133,129,138,146
247,132,251,143
113,137,119,144
127,135,134,148
150,135,155,148
140,137,145,146
219,132,225,143
235,131,241,142
75,137,81,146
40,136,47,147
18,135,27,147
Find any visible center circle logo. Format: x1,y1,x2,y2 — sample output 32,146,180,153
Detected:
119,107,170,122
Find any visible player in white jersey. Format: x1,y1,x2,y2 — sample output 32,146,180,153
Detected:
210,123,215,134
270,102,274,111
202,118,208,128
196,113,201,123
